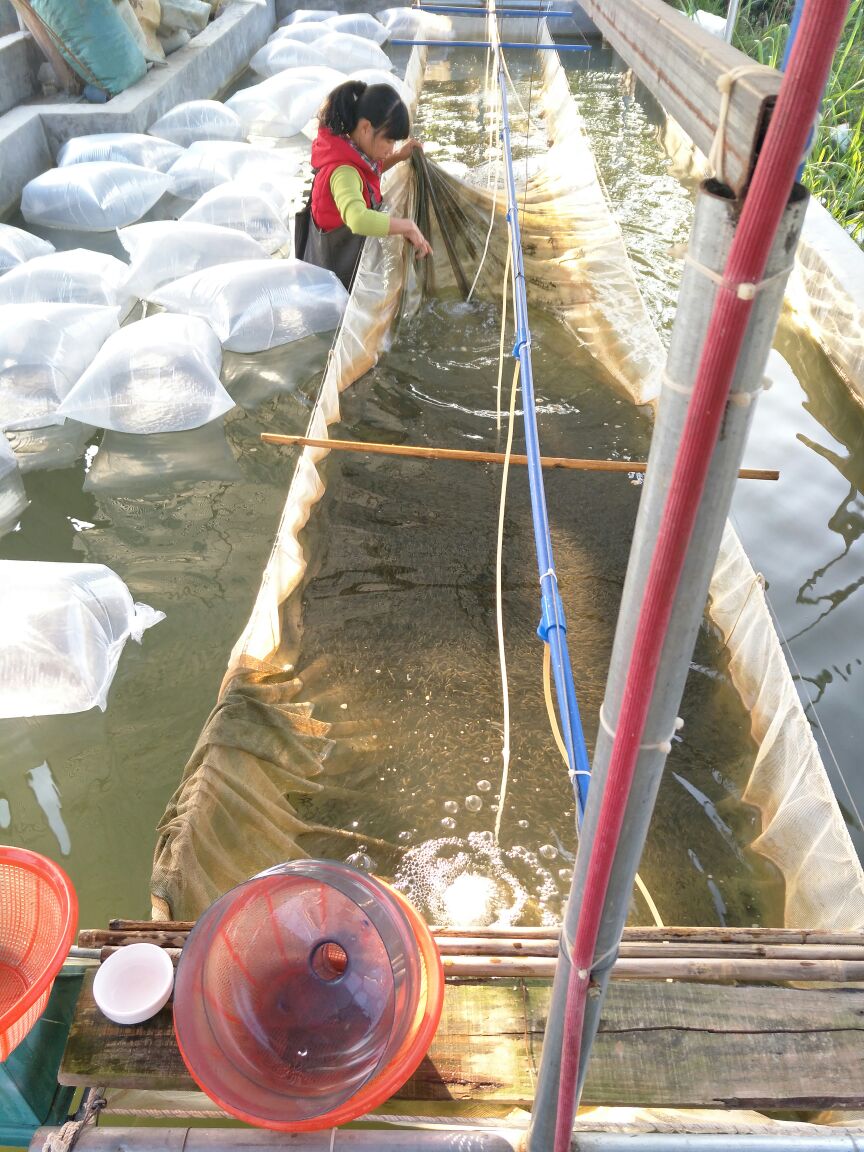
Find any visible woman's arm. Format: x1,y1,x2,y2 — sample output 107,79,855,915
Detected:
330,166,390,237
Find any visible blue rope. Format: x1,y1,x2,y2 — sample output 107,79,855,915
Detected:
494,59,591,817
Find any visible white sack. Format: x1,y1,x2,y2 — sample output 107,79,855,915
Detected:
324,13,389,43
376,7,453,39
148,259,349,353
180,184,293,253
226,75,334,138
167,140,304,199
312,32,393,71
21,163,171,232
249,39,330,77
349,68,412,105
0,304,121,431
0,250,131,310
57,133,184,173
269,24,328,43
0,224,55,276
118,220,270,296
57,313,231,434
148,100,246,147
160,0,209,33
5,421,94,475
283,8,335,22
0,560,164,718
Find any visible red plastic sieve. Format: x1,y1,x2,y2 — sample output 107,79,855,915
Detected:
173,861,442,1131
0,846,78,1061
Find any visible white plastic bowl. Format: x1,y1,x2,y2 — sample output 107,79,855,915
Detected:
93,942,175,1025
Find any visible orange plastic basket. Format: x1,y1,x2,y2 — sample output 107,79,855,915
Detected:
0,847,77,1061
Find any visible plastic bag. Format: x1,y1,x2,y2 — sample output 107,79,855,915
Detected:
5,421,94,475
0,436,27,537
283,8,336,23
0,224,55,276
148,259,349,353
57,132,184,173
0,303,121,431
160,0,210,33
179,184,293,253
226,75,334,139
29,0,147,96
249,39,330,77
21,162,171,232
56,313,231,434
349,68,412,105
324,13,389,43
312,31,393,72
0,560,165,718
167,140,304,199
0,250,132,310
147,100,246,147
269,24,329,43
118,220,270,296
376,7,454,39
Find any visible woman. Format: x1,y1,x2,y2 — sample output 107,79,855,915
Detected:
297,79,432,291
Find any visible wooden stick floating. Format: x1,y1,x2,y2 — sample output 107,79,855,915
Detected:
260,433,779,481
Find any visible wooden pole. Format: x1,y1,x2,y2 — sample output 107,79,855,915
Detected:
260,434,779,481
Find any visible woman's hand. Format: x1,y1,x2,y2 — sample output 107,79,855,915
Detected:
387,138,424,167
389,216,432,257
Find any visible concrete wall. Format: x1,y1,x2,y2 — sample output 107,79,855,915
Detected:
0,0,18,35
0,0,275,218
0,32,40,117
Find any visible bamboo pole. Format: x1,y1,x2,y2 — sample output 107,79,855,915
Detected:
260,433,779,481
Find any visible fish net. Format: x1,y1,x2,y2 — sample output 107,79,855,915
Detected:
151,28,864,931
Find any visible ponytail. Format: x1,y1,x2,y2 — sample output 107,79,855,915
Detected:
319,80,410,141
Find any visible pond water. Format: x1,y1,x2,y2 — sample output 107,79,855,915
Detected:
0,34,858,932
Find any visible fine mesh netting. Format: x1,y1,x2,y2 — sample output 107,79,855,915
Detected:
151,29,864,930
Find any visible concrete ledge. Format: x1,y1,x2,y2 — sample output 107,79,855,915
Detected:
0,0,274,217
0,32,39,117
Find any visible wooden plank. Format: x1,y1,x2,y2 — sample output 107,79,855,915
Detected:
60,972,864,1109
573,0,780,196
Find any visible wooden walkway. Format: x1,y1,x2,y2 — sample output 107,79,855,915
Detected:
62,966,864,1112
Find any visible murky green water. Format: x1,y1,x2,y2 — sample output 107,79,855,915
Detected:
1,37,859,931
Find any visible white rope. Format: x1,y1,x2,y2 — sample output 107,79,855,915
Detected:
495,237,513,431
597,703,684,756
493,358,521,845
707,63,768,185
42,1093,105,1152
468,56,504,301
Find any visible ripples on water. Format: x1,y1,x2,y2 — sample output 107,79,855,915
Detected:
3,39,859,927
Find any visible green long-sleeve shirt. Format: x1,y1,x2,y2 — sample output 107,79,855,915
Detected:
330,165,389,238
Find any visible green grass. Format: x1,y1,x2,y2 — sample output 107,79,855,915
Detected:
667,0,864,245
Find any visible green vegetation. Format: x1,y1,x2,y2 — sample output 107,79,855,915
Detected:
670,0,864,245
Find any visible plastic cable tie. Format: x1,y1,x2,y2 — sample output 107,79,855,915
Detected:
683,254,796,301
537,580,567,642
661,369,693,397
598,704,678,753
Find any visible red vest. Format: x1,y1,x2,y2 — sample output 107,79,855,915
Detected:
310,126,382,232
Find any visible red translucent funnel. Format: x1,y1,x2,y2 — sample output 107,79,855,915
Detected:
173,860,442,1130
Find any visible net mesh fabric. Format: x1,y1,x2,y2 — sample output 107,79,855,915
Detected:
151,32,864,932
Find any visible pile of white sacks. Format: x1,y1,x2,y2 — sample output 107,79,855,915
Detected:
3,8,452,446
0,9,455,715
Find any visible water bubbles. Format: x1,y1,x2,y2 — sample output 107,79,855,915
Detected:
441,816,456,830
482,756,490,764
539,844,557,861
477,779,492,793
443,800,459,815
345,848,374,872
398,830,414,843
465,795,482,812
517,818,529,829
558,867,573,883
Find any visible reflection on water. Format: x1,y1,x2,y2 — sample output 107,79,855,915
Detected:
570,56,864,857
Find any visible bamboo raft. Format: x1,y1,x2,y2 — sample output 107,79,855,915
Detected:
59,923,864,1114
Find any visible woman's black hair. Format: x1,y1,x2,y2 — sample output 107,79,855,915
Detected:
319,80,410,141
